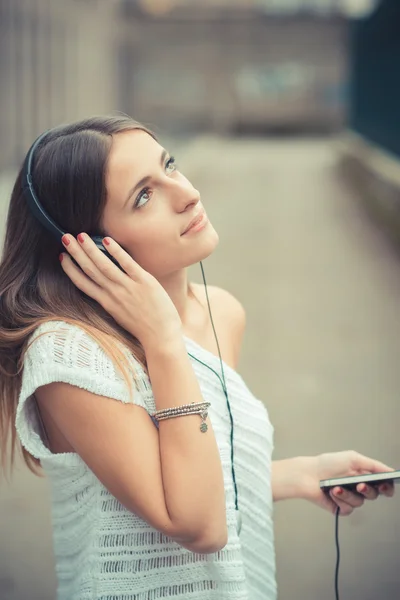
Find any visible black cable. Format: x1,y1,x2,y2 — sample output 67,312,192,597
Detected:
197,261,239,513
198,263,226,387
335,506,341,600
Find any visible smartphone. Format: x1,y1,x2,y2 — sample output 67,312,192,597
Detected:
320,470,400,492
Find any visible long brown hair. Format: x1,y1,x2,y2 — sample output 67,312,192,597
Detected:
0,115,154,478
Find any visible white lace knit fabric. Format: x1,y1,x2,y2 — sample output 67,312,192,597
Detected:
16,321,276,600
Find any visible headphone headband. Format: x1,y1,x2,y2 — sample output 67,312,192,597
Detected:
22,131,66,240
22,130,122,268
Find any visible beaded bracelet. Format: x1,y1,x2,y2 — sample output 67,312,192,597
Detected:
152,401,211,433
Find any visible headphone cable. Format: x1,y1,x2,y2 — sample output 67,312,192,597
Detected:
198,261,239,513
335,506,341,600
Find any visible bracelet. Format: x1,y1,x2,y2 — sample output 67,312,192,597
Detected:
152,401,211,433
154,401,210,418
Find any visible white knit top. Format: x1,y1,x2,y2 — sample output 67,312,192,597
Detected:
16,321,276,600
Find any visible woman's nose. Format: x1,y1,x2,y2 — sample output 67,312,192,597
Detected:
170,175,200,212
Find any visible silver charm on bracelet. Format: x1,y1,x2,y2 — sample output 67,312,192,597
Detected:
200,409,208,433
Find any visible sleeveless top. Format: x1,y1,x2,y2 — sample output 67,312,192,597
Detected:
15,321,277,600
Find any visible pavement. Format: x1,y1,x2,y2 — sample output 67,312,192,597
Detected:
1,135,400,600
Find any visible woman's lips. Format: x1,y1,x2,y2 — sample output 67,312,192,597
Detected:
181,210,208,235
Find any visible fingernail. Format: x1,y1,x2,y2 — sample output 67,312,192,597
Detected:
62,235,70,246
59,253,64,262
103,237,111,246
360,484,367,493
77,233,85,243
336,487,343,496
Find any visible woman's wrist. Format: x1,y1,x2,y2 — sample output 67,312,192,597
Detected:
140,325,184,355
142,331,186,359
272,456,317,502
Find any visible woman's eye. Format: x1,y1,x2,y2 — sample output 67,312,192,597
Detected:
165,156,177,174
135,188,152,208
134,158,176,208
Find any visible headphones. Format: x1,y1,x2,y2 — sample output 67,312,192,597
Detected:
22,131,120,267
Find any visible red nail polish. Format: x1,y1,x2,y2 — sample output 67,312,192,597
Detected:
59,253,64,262
62,235,70,246
77,233,85,243
103,237,111,246
336,488,343,496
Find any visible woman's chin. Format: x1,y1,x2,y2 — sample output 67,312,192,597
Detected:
195,226,219,261
146,226,220,276
178,228,219,269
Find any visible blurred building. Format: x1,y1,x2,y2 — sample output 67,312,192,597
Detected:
121,0,349,134
0,0,358,173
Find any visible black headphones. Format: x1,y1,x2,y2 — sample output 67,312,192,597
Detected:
22,130,120,267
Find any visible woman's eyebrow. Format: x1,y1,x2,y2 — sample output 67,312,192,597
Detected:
123,148,168,207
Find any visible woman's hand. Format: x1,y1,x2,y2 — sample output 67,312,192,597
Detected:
59,233,182,348
300,451,395,516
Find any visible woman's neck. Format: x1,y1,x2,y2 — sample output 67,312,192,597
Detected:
157,269,193,326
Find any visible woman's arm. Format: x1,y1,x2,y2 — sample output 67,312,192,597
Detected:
272,452,395,515
37,333,227,554
271,456,310,502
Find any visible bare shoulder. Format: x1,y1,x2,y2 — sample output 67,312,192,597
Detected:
206,285,246,331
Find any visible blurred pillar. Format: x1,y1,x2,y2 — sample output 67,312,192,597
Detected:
0,0,129,171
71,0,120,119
0,0,23,169
0,0,11,169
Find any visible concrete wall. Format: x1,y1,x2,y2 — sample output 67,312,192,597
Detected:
337,132,400,244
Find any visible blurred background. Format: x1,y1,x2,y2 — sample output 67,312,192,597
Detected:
1,0,400,599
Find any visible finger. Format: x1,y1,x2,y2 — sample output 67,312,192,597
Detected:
62,235,110,287
335,503,354,517
356,483,379,500
101,237,145,280
74,234,128,284
322,489,354,516
377,482,395,498
330,486,364,511
329,494,354,517
329,488,355,516
352,453,394,476
59,253,103,304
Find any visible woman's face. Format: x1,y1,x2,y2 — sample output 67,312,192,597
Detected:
102,130,219,277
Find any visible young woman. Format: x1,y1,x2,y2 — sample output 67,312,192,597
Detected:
0,115,394,600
